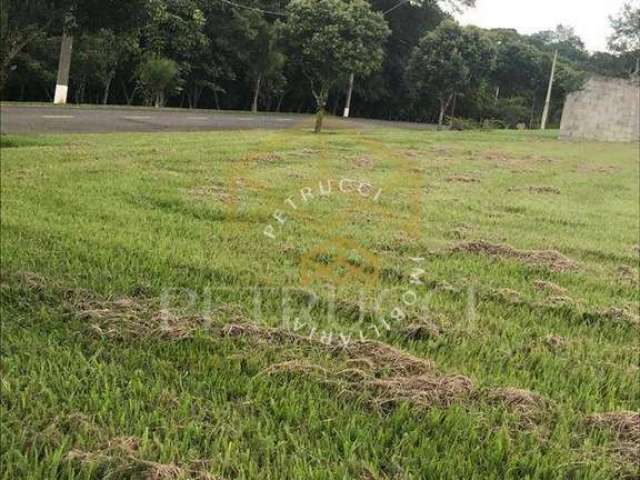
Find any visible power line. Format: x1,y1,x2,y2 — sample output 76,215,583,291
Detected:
383,0,412,15
218,0,288,17
218,0,411,18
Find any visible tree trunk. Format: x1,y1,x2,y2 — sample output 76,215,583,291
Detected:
121,80,134,105
102,75,113,105
276,93,285,112
438,94,453,130
314,87,328,133
343,73,354,118
314,107,325,133
54,32,74,104
251,74,262,113
437,103,446,130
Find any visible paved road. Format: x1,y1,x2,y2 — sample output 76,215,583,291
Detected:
0,104,437,134
0,105,309,134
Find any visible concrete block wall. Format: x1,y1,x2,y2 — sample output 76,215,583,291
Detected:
560,77,640,142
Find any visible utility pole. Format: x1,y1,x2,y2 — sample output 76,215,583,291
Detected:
540,49,558,130
343,73,354,118
342,0,410,118
54,31,73,104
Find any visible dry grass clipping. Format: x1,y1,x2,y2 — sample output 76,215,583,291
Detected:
189,184,236,203
452,240,577,272
488,387,552,425
77,298,211,341
352,156,376,169
66,436,223,479
533,280,568,296
509,186,561,195
586,411,640,475
446,175,480,184
542,334,568,351
593,307,640,328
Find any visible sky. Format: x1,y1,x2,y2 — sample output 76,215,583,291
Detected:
455,0,629,52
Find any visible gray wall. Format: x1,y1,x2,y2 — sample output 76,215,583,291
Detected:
560,77,639,142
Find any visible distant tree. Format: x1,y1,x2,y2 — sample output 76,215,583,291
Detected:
492,39,544,98
407,20,495,128
608,1,640,54
136,56,178,107
235,12,285,112
528,24,588,63
283,0,390,132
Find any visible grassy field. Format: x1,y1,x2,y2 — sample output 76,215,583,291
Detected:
1,120,638,479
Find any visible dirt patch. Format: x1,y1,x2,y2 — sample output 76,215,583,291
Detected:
451,240,577,273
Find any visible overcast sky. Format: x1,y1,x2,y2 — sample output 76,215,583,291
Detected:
454,0,629,52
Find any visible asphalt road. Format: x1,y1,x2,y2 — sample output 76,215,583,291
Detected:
0,104,437,134
0,105,308,134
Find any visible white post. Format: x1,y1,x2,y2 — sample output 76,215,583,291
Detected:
540,49,558,130
343,73,355,118
54,32,73,104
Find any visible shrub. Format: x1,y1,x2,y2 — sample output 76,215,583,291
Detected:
449,117,480,130
136,57,179,107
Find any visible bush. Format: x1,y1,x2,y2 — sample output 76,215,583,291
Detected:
481,119,507,130
489,97,530,128
448,117,479,130
136,57,179,107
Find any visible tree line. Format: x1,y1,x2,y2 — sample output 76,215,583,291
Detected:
2,0,638,131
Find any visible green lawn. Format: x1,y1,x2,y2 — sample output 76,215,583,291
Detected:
1,121,638,479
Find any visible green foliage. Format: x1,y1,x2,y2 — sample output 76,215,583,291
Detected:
608,1,640,54
448,116,479,130
283,0,390,131
136,56,179,107
407,20,496,127
489,97,531,129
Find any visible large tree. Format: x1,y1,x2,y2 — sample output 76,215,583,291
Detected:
407,20,495,128
0,0,59,92
608,1,640,54
283,0,390,132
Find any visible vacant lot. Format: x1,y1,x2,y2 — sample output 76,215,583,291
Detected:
1,122,638,479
